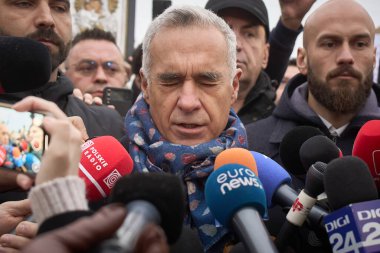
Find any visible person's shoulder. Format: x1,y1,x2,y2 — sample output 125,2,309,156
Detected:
246,116,277,134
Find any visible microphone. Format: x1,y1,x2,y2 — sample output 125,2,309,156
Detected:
0,36,51,93
299,135,342,170
250,151,328,229
323,156,379,252
205,163,278,253
275,162,327,251
352,120,380,190
79,136,134,201
101,173,185,253
279,126,324,175
214,147,258,175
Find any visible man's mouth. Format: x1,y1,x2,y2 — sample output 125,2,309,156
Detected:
178,123,201,129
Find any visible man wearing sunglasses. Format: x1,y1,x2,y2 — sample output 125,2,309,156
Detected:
65,28,131,99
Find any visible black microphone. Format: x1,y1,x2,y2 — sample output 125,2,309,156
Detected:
0,36,51,93
100,173,185,253
299,135,342,170
323,156,379,252
324,156,378,211
275,162,327,251
279,126,324,175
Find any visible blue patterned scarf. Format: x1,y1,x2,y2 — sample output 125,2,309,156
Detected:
124,96,248,251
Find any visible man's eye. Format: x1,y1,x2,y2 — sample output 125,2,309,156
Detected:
14,1,33,8
321,41,336,48
53,5,68,13
355,41,369,48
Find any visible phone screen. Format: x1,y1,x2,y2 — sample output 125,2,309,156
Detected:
0,103,48,175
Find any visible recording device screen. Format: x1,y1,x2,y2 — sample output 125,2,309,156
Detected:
0,102,48,175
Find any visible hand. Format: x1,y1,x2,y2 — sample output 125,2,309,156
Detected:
68,116,89,143
73,88,103,106
0,171,33,193
21,205,126,253
0,200,31,236
0,221,38,252
12,97,82,185
279,0,316,30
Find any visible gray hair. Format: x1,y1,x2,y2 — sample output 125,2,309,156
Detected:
142,5,237,82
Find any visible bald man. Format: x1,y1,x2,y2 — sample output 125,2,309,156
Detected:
245,0,380,251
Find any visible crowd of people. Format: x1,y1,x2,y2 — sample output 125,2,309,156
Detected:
0,0,379,252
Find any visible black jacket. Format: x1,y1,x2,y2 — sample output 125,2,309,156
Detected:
0,74,125,139
238,20,302,125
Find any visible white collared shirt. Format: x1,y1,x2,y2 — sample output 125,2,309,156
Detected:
318,115,349,137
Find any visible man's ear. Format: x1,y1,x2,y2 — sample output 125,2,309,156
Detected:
231,68,242,104
139,69,149,102
261,43,270,69
297,48,308,75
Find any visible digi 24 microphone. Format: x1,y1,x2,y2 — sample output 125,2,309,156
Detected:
0,36,51,93
79,136,133,201
324,156,379,253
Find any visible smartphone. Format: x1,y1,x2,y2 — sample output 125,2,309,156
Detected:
0,102,48,175
103,87,134,117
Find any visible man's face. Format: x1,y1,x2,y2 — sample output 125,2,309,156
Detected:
0,124,9,145
65,40,128,98
219,8,269,96
0,0,72,71
141,26,240,146
301,3,376,113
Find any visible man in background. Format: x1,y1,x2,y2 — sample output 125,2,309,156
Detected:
205,0,316,124
65,28,131,99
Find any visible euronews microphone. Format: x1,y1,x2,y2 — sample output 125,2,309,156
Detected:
0,36,51,93
205,163,278,253
275,162,327,251
79,136,133,201
251,151,328,229
100,173,185,253
352,120,380,190
324,156,379,253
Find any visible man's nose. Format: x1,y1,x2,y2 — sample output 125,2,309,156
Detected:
93,66,108,84
177,81,202,112
34,3,55,29
336,43,354,65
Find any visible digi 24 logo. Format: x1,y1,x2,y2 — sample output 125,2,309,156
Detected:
325,202,380,253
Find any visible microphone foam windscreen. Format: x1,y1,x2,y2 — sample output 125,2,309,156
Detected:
79,136,133,201
0,36,51,92
352,120,380,189
110,173,185,244
324,156,378,211
279,126,323,175
300,135,341,170
304,162,326,197
214,148,258,175
205,164,267,227
251,151,291,207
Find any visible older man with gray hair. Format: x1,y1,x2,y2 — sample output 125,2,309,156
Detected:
123,5,248,252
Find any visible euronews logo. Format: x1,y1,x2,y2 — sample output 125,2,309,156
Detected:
217,167,263,195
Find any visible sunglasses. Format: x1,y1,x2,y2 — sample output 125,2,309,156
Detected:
70,60,124,76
